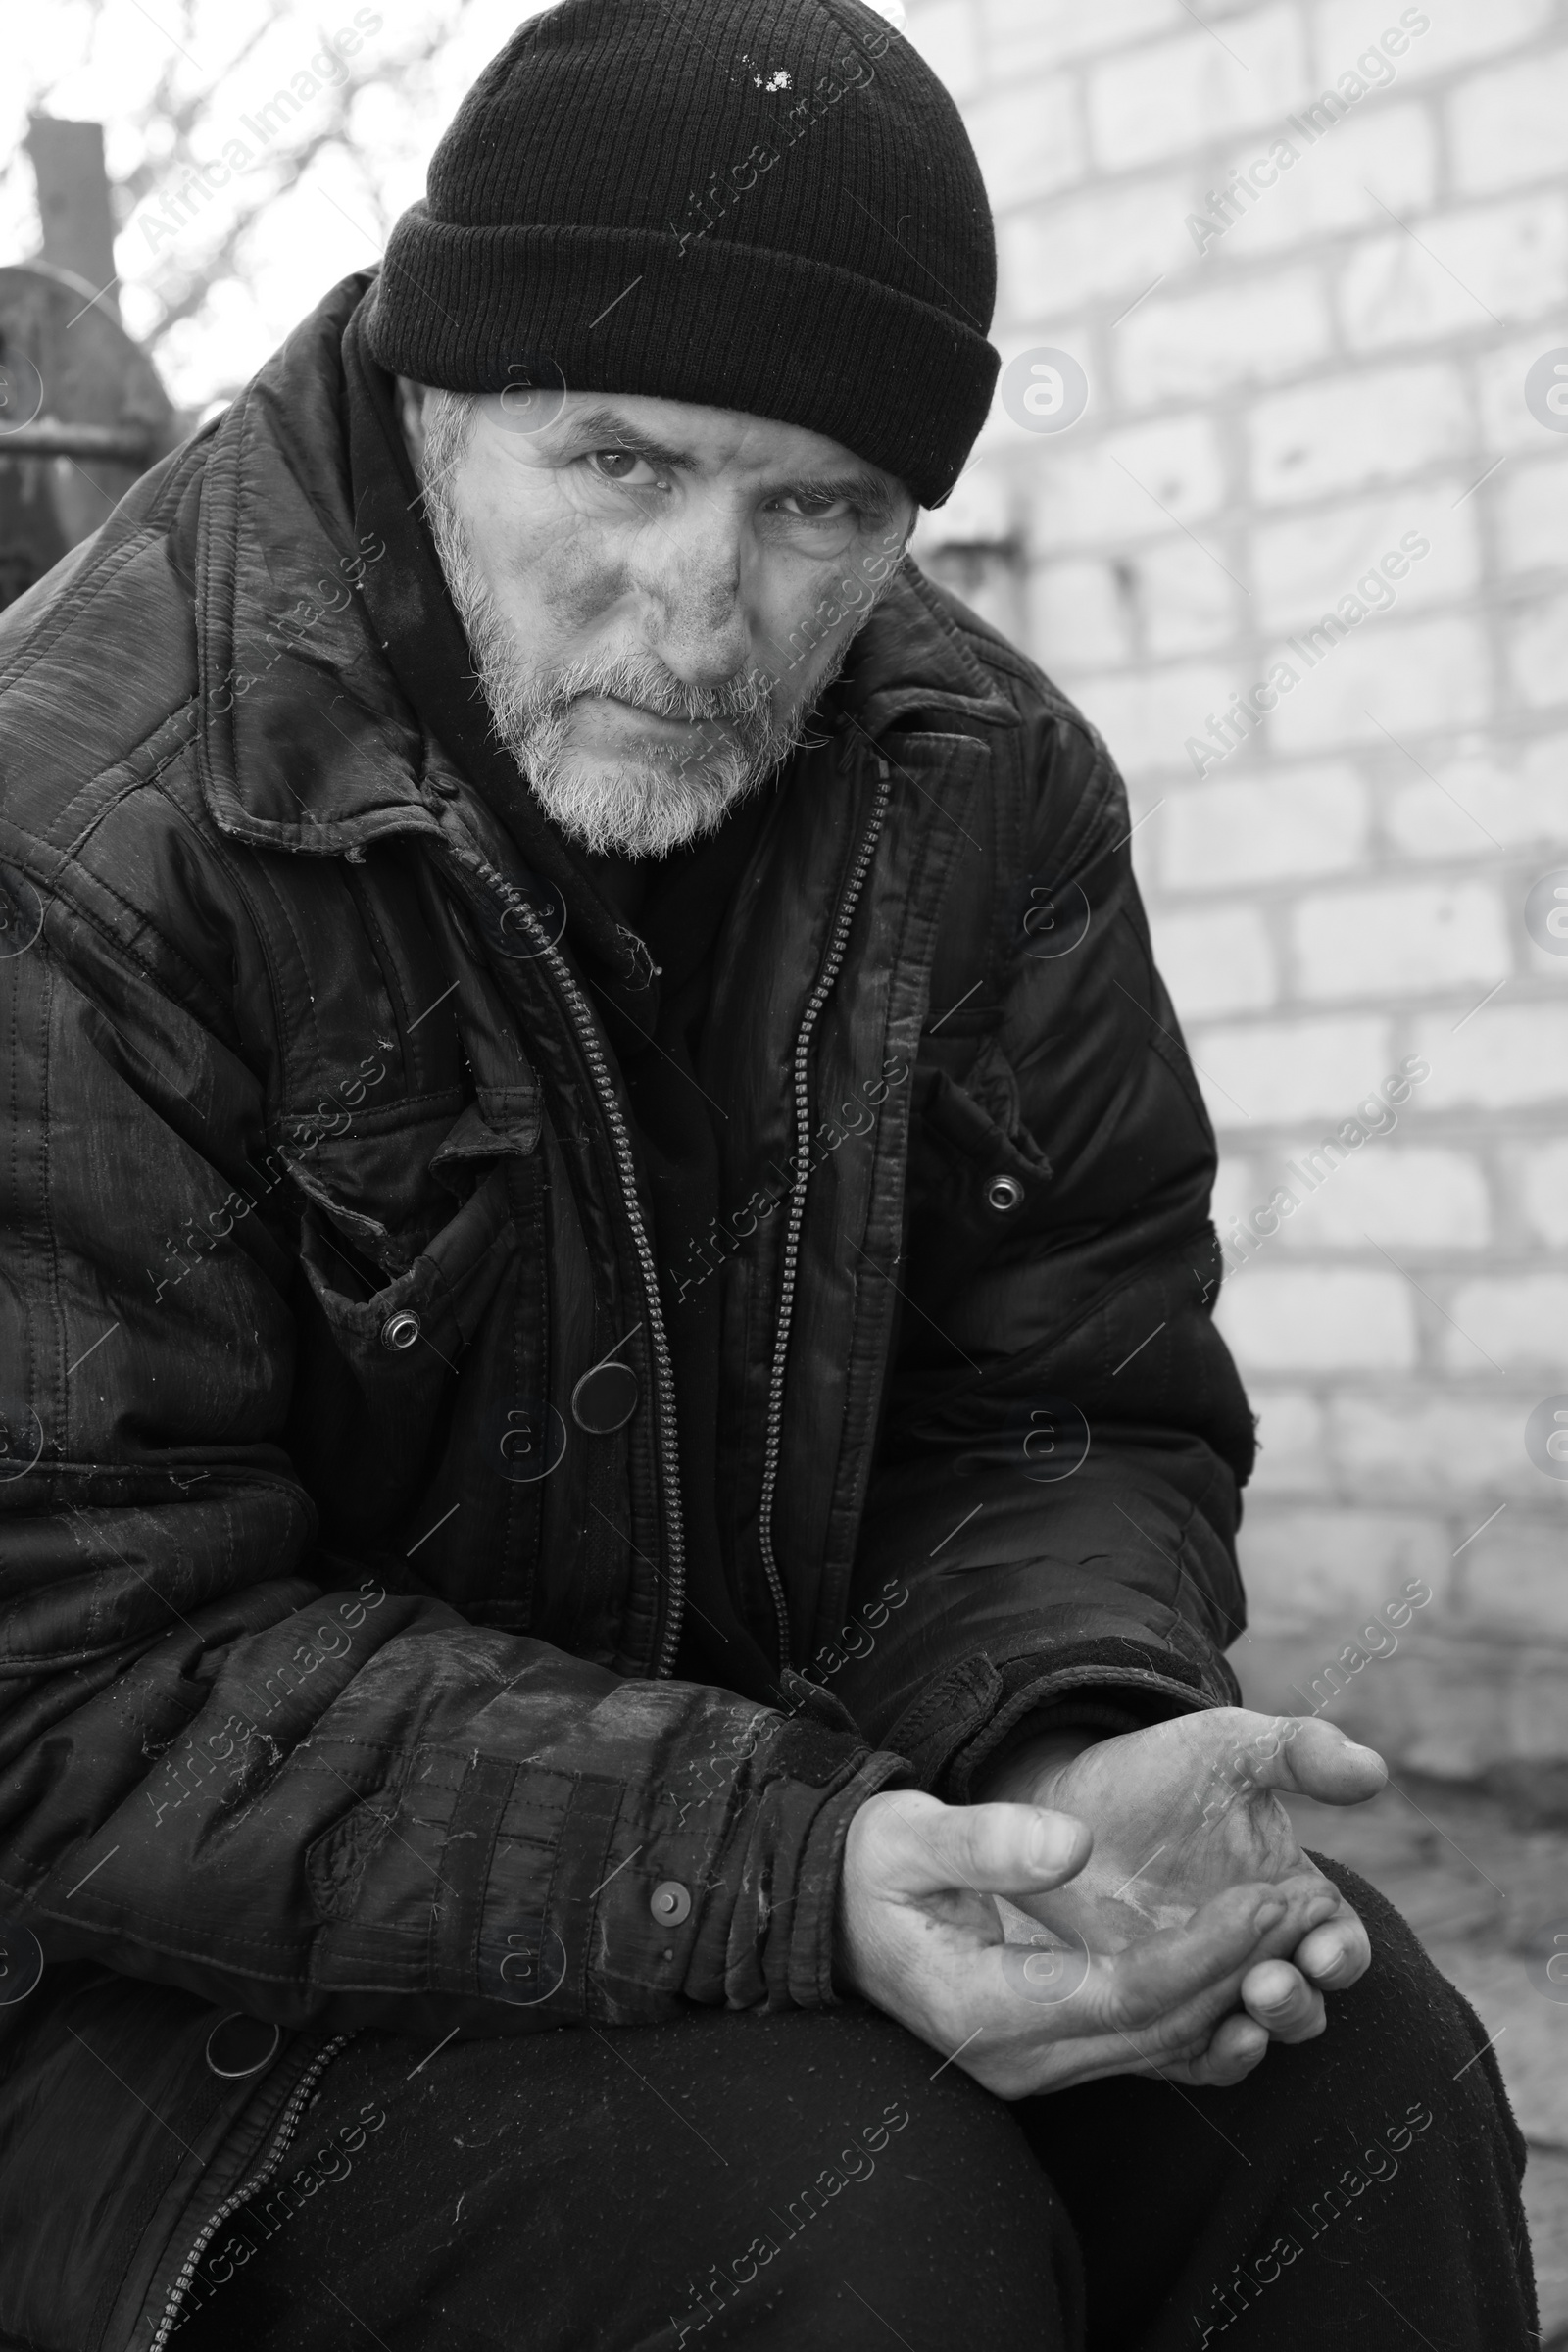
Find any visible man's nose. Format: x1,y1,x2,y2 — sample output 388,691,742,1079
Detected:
632,505,757,689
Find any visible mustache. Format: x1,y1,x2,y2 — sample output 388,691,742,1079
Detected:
529,655,778,732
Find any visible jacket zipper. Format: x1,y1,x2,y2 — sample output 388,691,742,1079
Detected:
514,908,689,1679
147,2034,350,2352
757,753,893,1670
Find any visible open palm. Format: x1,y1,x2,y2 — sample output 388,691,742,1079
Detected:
997,1707,1385,2043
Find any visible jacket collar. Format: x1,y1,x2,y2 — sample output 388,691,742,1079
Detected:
828,560,1021,740
193,273,1016,856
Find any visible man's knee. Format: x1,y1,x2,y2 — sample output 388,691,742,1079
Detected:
1307,1856,1525,2171
661,2005,1079,2347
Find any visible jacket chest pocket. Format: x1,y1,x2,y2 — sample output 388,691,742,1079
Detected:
288,1152,532,1547
284,887,550,1550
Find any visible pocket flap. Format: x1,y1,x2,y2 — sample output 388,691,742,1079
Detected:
429,1096,540,1192
923,1036,1054,1182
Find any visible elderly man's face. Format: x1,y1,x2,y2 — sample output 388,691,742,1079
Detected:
400,381,915,858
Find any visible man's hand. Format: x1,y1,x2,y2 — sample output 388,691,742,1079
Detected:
837,1783,1346,2100
975,1707,1386,2053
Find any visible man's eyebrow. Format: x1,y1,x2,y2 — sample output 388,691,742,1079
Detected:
559,405,701,471
555,403,903,516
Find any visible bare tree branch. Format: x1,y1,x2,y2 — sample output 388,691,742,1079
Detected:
10,0,478,375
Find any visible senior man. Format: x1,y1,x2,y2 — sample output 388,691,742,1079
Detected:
0,2,1536,2347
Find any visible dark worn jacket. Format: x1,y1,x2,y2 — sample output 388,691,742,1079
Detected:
0,275,1252,2351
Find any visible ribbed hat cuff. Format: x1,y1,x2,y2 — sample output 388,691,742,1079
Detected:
363,207,998,511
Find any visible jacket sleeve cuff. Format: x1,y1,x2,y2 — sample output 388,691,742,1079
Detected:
785,1748,913,2011
940,1656,1216,1802
875,1638,1239,1804
695,1680,915,2015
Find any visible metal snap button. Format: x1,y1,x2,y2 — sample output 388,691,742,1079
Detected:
205,2013,282,2080
571,1359,640,1434
650,1882,692,1927
381,1308,421,1351
986,1174,1025,1211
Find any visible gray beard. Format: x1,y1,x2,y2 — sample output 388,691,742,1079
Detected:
421,470,863,859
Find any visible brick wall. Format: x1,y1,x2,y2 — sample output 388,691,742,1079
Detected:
903,0,1568,1780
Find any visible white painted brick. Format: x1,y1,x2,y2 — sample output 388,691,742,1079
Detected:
1248,362,1468,506
1328,1389,1532,1494
1414,1002,1568,1109
1060,660,1233,778
1312,0,1553,85
1236,1503,1449,1627
1088,4,1308,172
1265,612,1491,754
1383,738,1568,858
1248,1386,1330,1493
1516,1139,1568,1248
1217,100,1435,258
1134,536,1241,658
1442,1275,1568,1373
1150,902,1277,1019
1210,1152,1259,1236
968,75,1084,212
1189,1013,1390,1126
1026,416,1226,552
1449,46,1568,198
1275,1145,1491,1248
1476,333,1568,459
914,461,1015,548
903,0,985,101
1237,1639,1519,1776
1292,878,1510,1001
1025,558,1131,671
1379,1651,1518,1780
1509,591,1568,710
1215,1264,1417,1368
981,0,1182,76
1339,196,1568,353
1496,454,1568,578
1252,492,1478,634
1512,1652,1568,1766
1114,268,1332,410
1461,1521,1568,1641
1163,766,1368,889
998,178,1195,328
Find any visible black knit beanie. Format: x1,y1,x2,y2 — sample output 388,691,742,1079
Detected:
361,0,998,509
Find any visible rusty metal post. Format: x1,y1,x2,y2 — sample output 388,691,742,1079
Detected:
24,117,120,318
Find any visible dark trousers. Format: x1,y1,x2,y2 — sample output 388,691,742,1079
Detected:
174,1863,1538,2351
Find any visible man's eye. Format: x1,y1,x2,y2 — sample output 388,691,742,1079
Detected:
782,490,855,521
588,449,659,485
